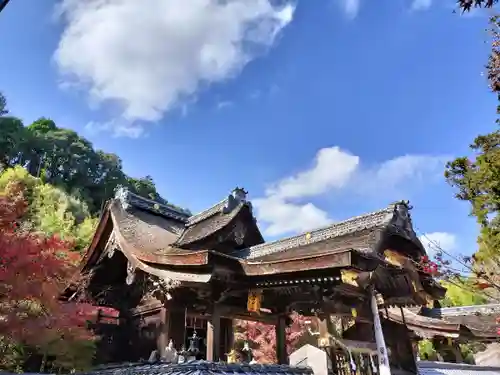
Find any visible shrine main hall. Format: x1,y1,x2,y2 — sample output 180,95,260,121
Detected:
63,187,450,373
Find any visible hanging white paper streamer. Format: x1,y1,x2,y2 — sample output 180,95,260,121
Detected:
370,292,391,375
348,349,357,373
370,354,378,374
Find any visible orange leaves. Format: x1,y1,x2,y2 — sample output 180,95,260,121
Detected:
474,280,493,290
0,187,96,348
234,313,313,364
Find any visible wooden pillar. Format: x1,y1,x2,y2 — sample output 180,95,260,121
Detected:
168,309,186,351
452,343,464,363
157,307,169,359
221,318,234,356
276,315,287,365
326,316,339,371
207,308,221,361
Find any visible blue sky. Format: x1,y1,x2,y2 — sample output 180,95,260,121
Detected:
0,0,497,257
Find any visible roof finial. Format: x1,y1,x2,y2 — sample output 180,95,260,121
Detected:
391,200,413,210
232,187,248,202
114,186,130,209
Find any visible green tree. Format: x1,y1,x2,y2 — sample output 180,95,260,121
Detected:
444,16,500,287
458,0,497,12
0,166,97,253
440,280,487,307
0,92,191,216
438,13,500,365
0,116,24,169
0,92,7,116
418,280,486,362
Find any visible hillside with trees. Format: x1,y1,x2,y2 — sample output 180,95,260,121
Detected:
0,93,190,216
0,92,192,372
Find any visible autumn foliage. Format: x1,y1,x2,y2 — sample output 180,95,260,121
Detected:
234,313,316,363
0,181,96,368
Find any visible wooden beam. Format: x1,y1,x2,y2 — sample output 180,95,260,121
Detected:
275,315,287,365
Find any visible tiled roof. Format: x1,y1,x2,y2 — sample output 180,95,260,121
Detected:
78,361,313,375
233,203,403,260
417,361,500,375
186,199,229,226
424,304,500,318
386,304,500,340
176,202,249,246
420,304,500,339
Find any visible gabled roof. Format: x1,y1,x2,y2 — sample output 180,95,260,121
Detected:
176,188,263,247
422,303,500,339
233,201,426,262
80,187,263,271
386,304,500,341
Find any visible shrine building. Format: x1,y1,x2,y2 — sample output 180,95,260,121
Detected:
62,187,448,374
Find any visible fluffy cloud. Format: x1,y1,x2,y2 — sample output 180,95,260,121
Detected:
419,232,457,254
411,0,432,11
339,0,361,19
265,147,360,200
253,146,447,237
54,0,294,136
253,196,331,237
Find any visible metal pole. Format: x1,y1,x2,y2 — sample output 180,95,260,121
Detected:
370,290,391,375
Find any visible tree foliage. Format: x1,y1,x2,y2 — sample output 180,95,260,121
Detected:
0,166,97,253
424,14,500,364
0,181,97,371
444,16,500,290
0,94,186,215
458,0,498,12
440,280,487,307
0,92,7,116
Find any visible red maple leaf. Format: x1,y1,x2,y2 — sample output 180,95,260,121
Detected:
234,313,314,363
0,182,97,349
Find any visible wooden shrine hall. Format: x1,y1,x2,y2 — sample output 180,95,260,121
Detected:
62,187,446,373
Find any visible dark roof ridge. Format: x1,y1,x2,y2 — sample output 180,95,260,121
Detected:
242,201,412,260
114,187,190,222
186,198,228,226
186,187,250,226
423,303,500,318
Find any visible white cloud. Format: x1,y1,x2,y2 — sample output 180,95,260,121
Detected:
411,0,432,11
54,0,295,136
266,147,359,200
85,119,145,139
216,101,233,110
357,154,448,197
419,232,457,253
254,146,447,237
253,196,332,237
338,0,361,18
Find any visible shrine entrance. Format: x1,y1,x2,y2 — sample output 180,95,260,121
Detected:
184,315,208,359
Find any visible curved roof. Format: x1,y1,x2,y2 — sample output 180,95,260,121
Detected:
385,304,500,341
81,361,314,375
